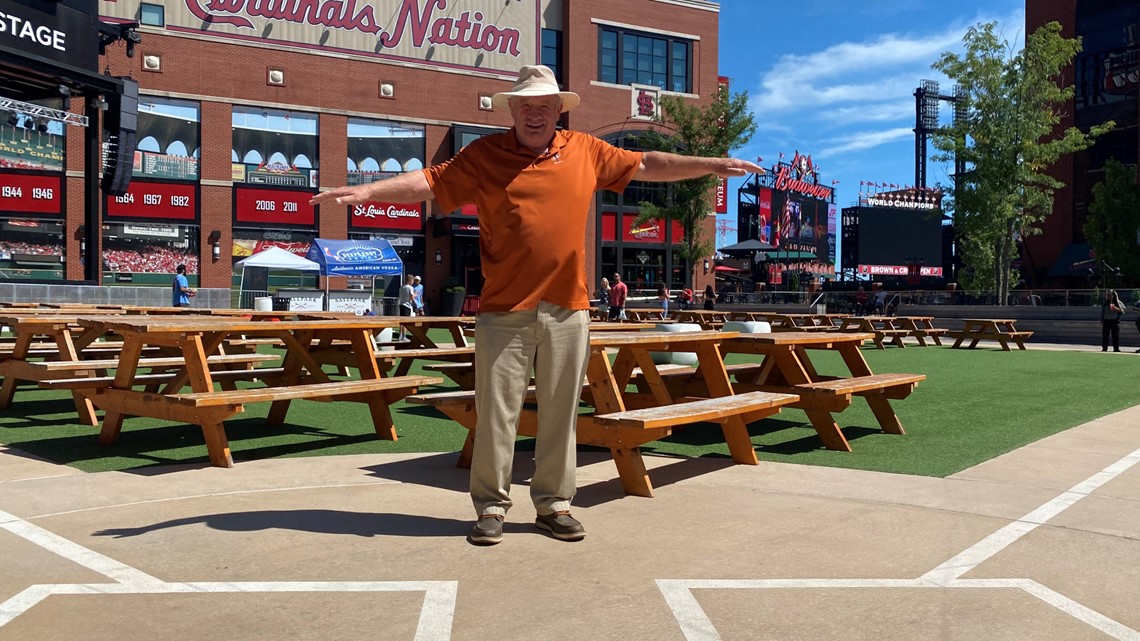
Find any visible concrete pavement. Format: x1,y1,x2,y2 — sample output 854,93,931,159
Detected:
0,403,1138,640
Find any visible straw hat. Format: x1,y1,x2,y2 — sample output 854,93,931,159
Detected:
491,65,580,112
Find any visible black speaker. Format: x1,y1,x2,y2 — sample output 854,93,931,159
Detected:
101,77,139,196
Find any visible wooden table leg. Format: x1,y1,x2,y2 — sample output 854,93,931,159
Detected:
805,409,853,451
865,394,905,435
611,446,653,497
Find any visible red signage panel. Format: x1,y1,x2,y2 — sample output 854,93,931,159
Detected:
715,178,727,214
235,188,316,226
106,181,197,220
857,264,944,277
601,212,617,242
0,173,63,215
623,218,663,243
349,201,423,231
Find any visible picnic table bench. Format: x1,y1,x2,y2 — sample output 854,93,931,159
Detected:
408,331,799,497
893,316,949,346
948,318,1033,351
72,316,442,467
836,316,911,348
719,331,925,451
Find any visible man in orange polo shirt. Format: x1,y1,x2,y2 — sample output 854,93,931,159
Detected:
311,65,762,546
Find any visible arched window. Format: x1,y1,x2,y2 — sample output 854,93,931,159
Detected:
137,136,161,153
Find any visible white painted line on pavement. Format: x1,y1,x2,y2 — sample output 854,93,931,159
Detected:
659,447,1140,641
0,508,163,586
922,447,1140,585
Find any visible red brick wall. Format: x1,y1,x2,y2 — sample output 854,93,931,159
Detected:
1023,0,1078,282
81,0,721,294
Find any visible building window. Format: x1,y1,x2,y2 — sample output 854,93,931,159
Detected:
541,29,563,84
598,27,692,93
139,3,165,27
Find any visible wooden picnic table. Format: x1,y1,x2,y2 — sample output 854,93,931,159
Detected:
393,315,474,349
949,318,1033,351
892,316,949,346
726,311,837,331
673,310,730,329
69,316,442,467
715,331,926,452
0,314,133,424
836,315,912,348
407,330,799,497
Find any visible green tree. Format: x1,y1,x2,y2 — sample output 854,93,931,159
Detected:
932,21,1113,303
633,86,757,288
1084,159,1140,286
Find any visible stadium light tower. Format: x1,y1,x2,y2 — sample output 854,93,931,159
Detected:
913,80,965,190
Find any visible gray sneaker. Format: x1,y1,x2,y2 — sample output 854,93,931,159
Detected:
468,515,504,545
534,511,586,541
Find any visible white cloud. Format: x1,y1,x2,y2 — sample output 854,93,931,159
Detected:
817,127,914,158
750,7,1026,116
819,101,916,125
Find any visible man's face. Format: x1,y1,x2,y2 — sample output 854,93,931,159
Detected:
510,95,561,153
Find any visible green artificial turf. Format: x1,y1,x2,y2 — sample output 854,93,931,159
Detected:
2,328,1138,477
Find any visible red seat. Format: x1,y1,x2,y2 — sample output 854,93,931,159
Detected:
460,295,481,316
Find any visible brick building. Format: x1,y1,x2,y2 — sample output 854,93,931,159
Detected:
1024,0,1139,285
0,0,724,306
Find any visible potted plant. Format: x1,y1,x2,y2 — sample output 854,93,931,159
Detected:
440,276,466,316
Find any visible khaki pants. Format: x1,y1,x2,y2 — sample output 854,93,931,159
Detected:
471,301,590,517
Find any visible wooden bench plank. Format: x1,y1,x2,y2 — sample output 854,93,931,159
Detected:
39,367,287,390
172,375,443,407
591,391,798,429
27,353,279,372
798,373,926,396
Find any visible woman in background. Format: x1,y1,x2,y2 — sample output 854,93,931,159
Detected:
597,277,610,318
656,282,670,319
703,284,716,311
1101,289,1124,352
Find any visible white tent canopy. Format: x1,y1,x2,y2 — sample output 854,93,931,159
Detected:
234,246,321,272
234,247,322,309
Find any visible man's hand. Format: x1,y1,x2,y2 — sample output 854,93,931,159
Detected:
309,185,373,207
713,158,765,178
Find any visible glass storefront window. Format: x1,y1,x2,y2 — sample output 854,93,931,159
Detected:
232,107,318,188
0,116,64,172
347,119,425,186
135,97,199,181
621,247,666,294
101,222,198,281
0,218,64,280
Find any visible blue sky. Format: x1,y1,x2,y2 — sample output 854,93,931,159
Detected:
715,0,1026,249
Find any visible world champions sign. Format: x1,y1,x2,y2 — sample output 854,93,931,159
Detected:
101,0,538,75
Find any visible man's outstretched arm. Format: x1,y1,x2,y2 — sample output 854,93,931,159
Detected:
309,170,433,207
635,151,764,182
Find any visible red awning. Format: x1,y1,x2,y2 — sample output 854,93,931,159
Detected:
713,265,743,272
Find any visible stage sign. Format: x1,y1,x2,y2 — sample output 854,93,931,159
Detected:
234,187,316,227
106,181,198,220
0,0,98,71
0,173,62,215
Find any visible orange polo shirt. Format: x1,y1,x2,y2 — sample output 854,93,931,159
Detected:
423,129,643,313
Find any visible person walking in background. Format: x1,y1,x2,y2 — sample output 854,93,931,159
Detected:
398,274,416,317
171,263,196,307
678,286,693,310
1134,298,1140,353
703,284,716,311
597,277,610,318
1101,289,1124,352
656,282,670,319
412,275,425,315
609,273,628,321
309,64,762,546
